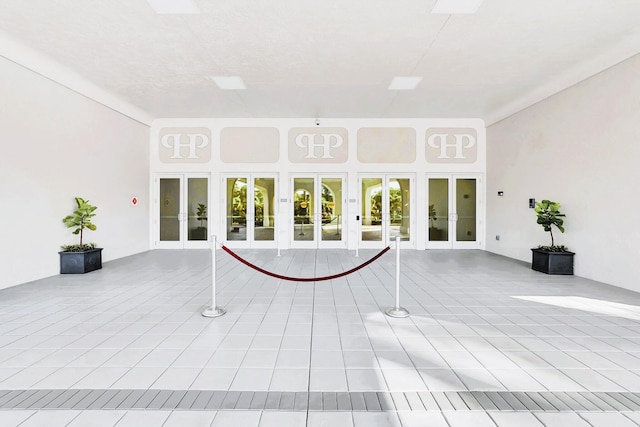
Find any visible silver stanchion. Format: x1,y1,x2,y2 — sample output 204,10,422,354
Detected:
202,235,226,318
385,236,409,318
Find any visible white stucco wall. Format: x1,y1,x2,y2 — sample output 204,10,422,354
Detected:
149,118,487,252
486,54,640,292
0,56,150,290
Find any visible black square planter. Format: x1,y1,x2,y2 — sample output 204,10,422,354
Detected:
531,248,574,275
59,248,103,274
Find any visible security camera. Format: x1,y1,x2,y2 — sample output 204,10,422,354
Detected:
315,119,320,126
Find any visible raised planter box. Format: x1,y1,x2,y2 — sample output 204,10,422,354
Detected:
59,248,103,274
531,248,574,275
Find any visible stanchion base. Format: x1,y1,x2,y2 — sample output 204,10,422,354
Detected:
201,306,226,318
385,307,410,318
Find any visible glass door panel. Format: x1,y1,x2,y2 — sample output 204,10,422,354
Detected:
360,175,413,248
361,177,383,242
291,175,345,248
389,178,410,242
187,178,208,241
293,178,315,242
427,175,480,248
156,174,209,249
321,177,342,241
254,177,275,242
159,178,181,242
225,176,277,246
227,178,247,241
428,178,449,242
455,178,477,242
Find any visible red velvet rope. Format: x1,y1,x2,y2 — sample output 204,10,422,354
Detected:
221,245,391,282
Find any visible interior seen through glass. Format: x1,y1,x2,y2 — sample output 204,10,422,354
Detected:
227,177,275,242
361,177,410,242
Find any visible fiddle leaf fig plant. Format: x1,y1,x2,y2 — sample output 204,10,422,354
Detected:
428,204,437,228
196,203,207,227
534,199,567,252
61,197,97,252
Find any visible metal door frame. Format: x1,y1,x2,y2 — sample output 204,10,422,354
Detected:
426,173,482,249
358,174,415,250
290,174,346,249
153,173,210,249
222,174,279,249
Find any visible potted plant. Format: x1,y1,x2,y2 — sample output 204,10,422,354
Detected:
189,203,208,240
428,203,443,240
531,199,574,275
59,197,102,274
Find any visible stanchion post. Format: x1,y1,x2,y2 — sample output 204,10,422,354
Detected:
385,236,409,318
202,235,226,318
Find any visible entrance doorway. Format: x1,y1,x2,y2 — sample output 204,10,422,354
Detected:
224,175,277,248
427,174,481,248
154,174,210,249
359,175,414,248
291,175,345,248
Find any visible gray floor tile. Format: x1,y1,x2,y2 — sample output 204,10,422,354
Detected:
249,391,268,410
147,389,173,409
208,391,228,410
4,249,640,425
191,390,215,409
234,391,254,410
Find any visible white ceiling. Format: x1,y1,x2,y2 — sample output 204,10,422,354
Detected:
1,0,639,125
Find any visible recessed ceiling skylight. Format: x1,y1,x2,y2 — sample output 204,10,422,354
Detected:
209,76,247,90
388,76,423,90
146,0,200,14
431,0,484,14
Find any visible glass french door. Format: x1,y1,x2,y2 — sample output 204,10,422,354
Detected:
155,174,210,249
427,174,481,249
291,175,345,248
224,175,277,248
359,175,414,249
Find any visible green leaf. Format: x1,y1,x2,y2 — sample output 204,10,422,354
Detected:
62,197,98,245
534,199,567,244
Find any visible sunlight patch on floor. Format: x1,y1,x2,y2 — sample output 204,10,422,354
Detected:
512,295,640,321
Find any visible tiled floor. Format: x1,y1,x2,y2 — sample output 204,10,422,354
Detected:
2,247,640,426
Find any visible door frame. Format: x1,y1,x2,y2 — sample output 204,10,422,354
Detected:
153,173,211,249
358,174,415,250
290,174,346,249
222,174,279,249
426,173,483,249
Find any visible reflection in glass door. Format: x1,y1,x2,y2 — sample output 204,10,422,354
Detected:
156,175,209,248
360,176,412,248
159,178,180,242
291,176,344,248
427,175,480,248
225,176,277,248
